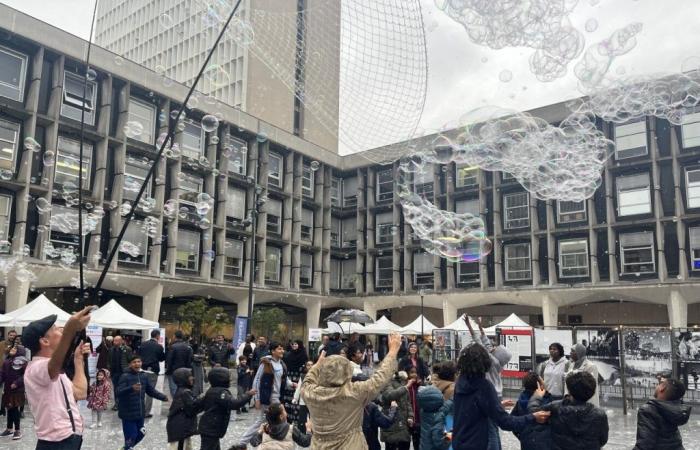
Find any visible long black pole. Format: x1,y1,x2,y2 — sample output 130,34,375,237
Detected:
92,0,244,301
247,169,259,325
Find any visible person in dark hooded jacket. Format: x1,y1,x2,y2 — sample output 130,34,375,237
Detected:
632,377,691,450
248,402,313,449
430,399,453,450
166,368,203,450
510,372,552,450
363,400,397,450
528,371,608,450
418,385,446,450
199,367,256,450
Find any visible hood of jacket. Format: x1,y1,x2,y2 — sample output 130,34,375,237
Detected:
317,355,353,387
173,367,193,387
417,385,444,413
455,374,482,396
208,367,230,388
650,399,691,426
267,422,291,441
572,344,588,368
556,400,599,435
517,390,533,412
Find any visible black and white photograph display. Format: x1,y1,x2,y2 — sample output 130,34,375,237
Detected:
675,330,700,391
575,328,621,387
622,328,673,389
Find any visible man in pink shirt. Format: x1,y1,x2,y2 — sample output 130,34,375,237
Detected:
22,307,92,449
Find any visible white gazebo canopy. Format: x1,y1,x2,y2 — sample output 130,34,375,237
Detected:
0,312,12,326
484,313,531,335
400,315,438,335
441,314,479,331
323,322,367,335
90,299,159,330
4,294,72,327
358,316,402,335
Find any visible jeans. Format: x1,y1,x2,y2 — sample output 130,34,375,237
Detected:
122,418,146,449
487,419,502,450
237,406,268,445
143,372,159,414
168,375,178,398
36,435,83,449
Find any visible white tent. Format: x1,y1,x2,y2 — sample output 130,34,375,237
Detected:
90,299,159,330
323,322,367,335
441,314,479,331
399,315,438,335
0,312,12,326
4,294,72,327
484,313,531,335
358,316,402,335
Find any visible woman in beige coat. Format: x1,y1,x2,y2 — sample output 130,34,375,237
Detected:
301,332,402,450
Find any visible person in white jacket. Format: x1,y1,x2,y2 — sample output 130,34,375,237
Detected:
537,342,571,400
236,334,256,361
568,343,600,406
292,360,314,430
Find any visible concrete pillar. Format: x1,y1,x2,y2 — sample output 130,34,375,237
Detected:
5,277,31,313
141,283,163,324
442,299,457,328
667,290,688,329
542,294,559,328
306,299,322,330
363,301,378,321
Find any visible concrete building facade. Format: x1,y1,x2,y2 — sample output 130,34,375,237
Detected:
0,5,699,338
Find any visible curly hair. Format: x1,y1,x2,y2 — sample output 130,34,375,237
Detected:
265,402,285,425
522,372,539,392
549,342,565,357
438,360,457,381
565,371,596,402
457,343,492,378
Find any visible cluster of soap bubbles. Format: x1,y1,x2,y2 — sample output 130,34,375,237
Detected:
435,0,585,82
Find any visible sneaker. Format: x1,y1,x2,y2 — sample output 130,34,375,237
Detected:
0,430,13,437
144,413,153,418
12,431,21,440
89,424,97,430
97,422,103,428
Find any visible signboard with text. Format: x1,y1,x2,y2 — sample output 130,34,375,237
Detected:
500,328,534,378
308,328,323,342
86,324,103,379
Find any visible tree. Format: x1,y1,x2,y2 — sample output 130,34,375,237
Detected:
251,307,286,341
177,298,230,345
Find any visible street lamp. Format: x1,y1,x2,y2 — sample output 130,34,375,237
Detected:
419,288,425,337
244,180,266,327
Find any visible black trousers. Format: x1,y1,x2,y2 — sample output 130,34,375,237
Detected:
6,406,20,430
411,426,420,450
200,435,221,450
36,434,83,450
385,442,410,450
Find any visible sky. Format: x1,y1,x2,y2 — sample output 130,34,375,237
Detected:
2,0,700,152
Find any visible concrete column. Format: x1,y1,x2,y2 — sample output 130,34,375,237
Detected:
667,290,688,328
442,299,457,328
542,294,559,328
5,277,31,313
142,283,163,324
363,301,378,321
306,300,322,330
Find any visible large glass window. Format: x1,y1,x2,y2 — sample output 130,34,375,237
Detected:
265,246,281,282
181,120,204,159
456,164,478,187
177,173,203,222
123,156,151,202
617,173,651,216
682,112,700,149
0,118,20,172
505,243,531,281
342,217,357,248
376,255,393,288
268,153,283,188
343,177,358,207
224,239,244,277
690,227,700,271
0,45,28,101
128,97,156,145
266,198,282,234
301,209,314,242
620,232,655,274
504,192,529,229
341,258,356,289
331,217,340,247
0,195,12,241
55,136,92,187
413,252,434,288
376,169,393,202
176,229,200,272
375,211,394,245
61,72,97,125
559,239,589,278
227,136,247,176
330,177,341,207
302,165,314,198
557,200,587,223
457,261,480,284
118,220,148,265
226,186,247,220
686,168,700,209
615,120,647,159
330,259,341,290
300,252,313,287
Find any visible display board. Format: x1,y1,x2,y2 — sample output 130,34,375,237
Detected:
86,324,103,379
308,328,323,342
433,329,457,363
534,329,574,356
575,328,620,387
622,328,672,390
500,328,534,378
675,330,700,391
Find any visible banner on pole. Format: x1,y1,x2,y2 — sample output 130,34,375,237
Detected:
86,324,103,379
233,316,249,351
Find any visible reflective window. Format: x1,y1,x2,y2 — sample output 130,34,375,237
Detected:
686,168,700,209
341,258,356,289
690,227,700,271
226,186,247,220
413,252,434,288
0,118,20,172
0,45,27,101
557,200,587,223
118,220,148,265
617,173,651,216
181,120,204,158
505,243,531,281
343,177,358,207
376,255,393,288
300,252,313,287
559,239,589,278
342,217,357,248
682,112,700,149
268,153,283,188
457,261,480,284
128,97,156,145
302,165,314,198
504,192,529,229
265,246,281,282
456,164,478,187
55,136,92,187
615,120,647,159
301,208,313,242
266,198,282,234
176,229,200,272
123,156,151,202
375,211,393,245
331,217,340,247
0,195,12,242
224,239,244,277
376,169,393,202
330,259,341,290
227,136,247,175
619,232,655,274
61,72,97,125
330,177,341,206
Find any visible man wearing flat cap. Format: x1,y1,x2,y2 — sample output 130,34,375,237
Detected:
22,307,92,449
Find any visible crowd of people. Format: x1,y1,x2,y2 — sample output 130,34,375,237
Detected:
1,309,695,450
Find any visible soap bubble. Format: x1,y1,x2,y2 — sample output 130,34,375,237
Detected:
86,68,97,81
124,121,144,139
201,114,220,133
199,218,211,230
163,199,178,219
196,193,214,216
120,202,132,216
256,132,268,143
119,241,142,258
203,64,232,88
310,161,321,171
584,18,598,33
159,13,174,29
43,150,55,167
24,137,40,152
36,197,51,214
0,170,11,181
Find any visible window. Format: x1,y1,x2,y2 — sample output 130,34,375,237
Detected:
505,243,531,281
330,177,341,207
413,252,434,288
300,252,313,287
502,172,515,181
414,165,433,197
557,200,587,223
224,239,244,277
376,169,393,202
342,217,357,248
55,136,92,187
181,120,204,159
686,168,700,209
341,258,356,289
689,227,700,271
128,97,156,145
615,120,647,159
0,45,28,101
49,205,86,255
176,229,200,272
504,192,529,229
559,239,589,278
0,118,20,172
376,255,393,288
118,220,148,265
265,246,281,282
456,198,479,216
178,173,203,221
331,217,340,247
268,153,283,188
302,165,314,198
61,72,97,125
617,173,651,216
457,261,480,284
301,209,313,242
375,212,394,245
343,177,358,207
682,112,700,149
266,198,282,234
227,136,247,176
620,232,655,274
330,259,341,290
456,164,478,187
226,187,247,220
123,156,151,202
0,195,12,241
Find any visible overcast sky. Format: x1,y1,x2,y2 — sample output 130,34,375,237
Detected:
3,0,700,148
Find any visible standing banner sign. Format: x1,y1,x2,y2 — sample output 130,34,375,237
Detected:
233,316,249,351
500,328,534,378
86,324,103,379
